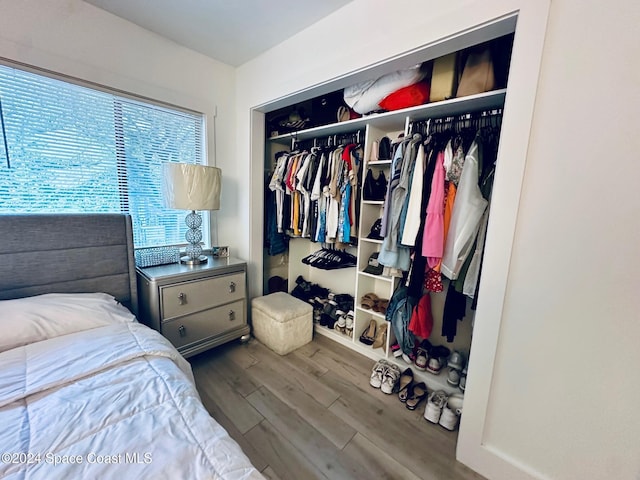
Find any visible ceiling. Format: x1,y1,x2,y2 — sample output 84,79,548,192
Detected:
84,0,354,66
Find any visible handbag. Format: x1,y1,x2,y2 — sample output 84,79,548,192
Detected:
430,53,458,102
378,137,392,160
369,141,379,162
363,169,387,201
456,48,496,97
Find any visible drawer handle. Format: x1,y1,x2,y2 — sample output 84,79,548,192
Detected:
178,292,186,305
228,282,236,293
228,310,235,321
178,325,186,337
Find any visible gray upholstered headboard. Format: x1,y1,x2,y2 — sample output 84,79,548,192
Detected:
0,214,138,315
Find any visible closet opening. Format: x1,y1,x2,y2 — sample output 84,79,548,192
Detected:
247,4,554,476
260,19,516,411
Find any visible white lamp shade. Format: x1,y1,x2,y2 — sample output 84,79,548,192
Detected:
163,163,221,211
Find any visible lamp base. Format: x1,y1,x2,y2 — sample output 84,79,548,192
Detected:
180,254,208,265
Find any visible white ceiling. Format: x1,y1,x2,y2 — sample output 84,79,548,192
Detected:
84,0,353,66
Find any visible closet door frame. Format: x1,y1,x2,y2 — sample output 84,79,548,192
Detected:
247,2,551,479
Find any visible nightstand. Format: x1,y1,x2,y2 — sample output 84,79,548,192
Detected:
136,256,250,358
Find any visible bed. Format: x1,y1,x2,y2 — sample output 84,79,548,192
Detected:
0,214,263,480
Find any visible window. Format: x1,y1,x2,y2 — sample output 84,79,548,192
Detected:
0,63,206,248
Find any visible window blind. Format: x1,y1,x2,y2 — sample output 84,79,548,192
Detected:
0,63,205,248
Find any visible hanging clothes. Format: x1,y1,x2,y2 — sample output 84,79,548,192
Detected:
463,202,490,297
395,134,423,248
421,150,446,268
400,142,425,246
386,280,417,356
442,282,467,342
407,137,438,298
378,135,416,271
379,140,404,238
267,135,362,246
408,293,434,339
440,139,488,280
268,151,288,233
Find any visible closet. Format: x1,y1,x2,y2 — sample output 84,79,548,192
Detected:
263,30,514,397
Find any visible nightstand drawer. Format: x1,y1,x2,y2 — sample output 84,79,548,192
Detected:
161,272,245,319
162,300,246,349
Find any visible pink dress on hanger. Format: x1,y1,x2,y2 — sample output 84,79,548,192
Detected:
422,150,445,268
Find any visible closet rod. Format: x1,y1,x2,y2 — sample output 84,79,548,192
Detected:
410,109,503,134
291,129,364,151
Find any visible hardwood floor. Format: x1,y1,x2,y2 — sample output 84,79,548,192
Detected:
189,335,485,480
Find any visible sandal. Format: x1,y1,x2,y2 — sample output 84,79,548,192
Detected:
372,298,389,314
345,310,354,337
360,292,379,310
405,382,428,410
372,322,387,350
359,319,377,345
397,367,414,402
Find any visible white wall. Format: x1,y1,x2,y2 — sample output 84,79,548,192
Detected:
2,0,638,478
482,0,640,478
0,0,237,246
237,0,640,479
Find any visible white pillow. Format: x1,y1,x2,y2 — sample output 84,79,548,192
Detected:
0,293,136,353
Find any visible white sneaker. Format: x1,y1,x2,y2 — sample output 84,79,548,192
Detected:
439,393,464,431
369,360,388,389
423,390,448,423
381,363,400,394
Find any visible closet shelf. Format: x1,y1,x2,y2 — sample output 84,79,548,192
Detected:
268,89,506,144
367,160,392,167
359,237,383,245
359,271,394,282
355,306,386,319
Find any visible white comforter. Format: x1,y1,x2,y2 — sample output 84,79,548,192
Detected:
0,322,263,480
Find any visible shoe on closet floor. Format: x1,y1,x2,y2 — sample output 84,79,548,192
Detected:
447,350,466,371
369,359,389,389
459,365,467,392
426,345,450,374
424,390,448,424
447,368,460,387
381,363,401,394
402,352,414,365
390,342,403,358
397,368,414,402
414,340,432,371
439,393,464,431
405,382,428,411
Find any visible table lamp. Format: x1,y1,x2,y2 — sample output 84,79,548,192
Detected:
163,163,221,265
